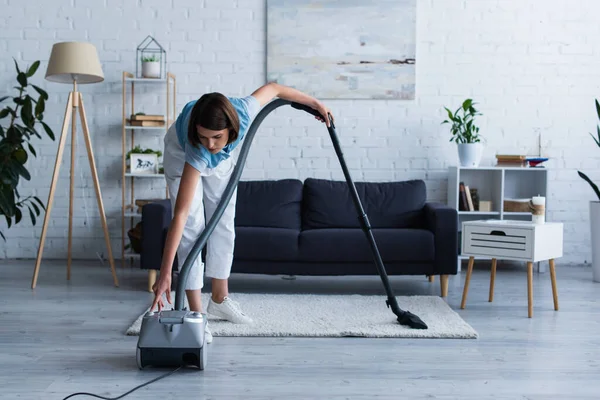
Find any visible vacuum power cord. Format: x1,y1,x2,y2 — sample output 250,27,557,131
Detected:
61,366,182,400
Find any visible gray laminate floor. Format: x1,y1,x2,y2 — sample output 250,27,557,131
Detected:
1,259,599,399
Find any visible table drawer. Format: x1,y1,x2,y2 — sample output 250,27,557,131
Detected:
463,224,533,260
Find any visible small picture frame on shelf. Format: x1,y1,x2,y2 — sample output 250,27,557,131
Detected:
479,201,492,212
130,153,158,174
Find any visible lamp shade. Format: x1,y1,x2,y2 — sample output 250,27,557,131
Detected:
45,42,104,84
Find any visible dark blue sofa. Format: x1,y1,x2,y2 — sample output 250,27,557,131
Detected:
140,178,458,294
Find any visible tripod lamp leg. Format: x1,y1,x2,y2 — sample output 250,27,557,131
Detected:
32,93,74,289
78,93,119,287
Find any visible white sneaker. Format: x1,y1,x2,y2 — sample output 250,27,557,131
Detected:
204,321,213,344
207,296,253,324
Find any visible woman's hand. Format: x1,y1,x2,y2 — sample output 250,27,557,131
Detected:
312,100,334,128
150,274,172,312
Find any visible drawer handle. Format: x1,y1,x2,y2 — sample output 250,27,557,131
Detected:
490,230,506,236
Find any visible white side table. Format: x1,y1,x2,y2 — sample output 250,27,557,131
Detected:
460,220,563,318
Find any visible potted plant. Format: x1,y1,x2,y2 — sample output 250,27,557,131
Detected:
577,98,600,282
141,55,160,78
0,59,55,241
126,145,162,174
126,145,162,160
442,98,483,167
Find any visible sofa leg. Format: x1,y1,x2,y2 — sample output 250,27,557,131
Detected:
428,275,434,283
148,270,157,293
440,275,449,297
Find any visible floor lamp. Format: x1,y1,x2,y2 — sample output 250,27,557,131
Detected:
31,42,119,288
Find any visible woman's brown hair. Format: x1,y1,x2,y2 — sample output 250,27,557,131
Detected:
187,92,239,148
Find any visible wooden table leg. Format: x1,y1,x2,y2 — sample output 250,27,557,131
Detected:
489,258,497,302
527,262,533,318
460,257,475,309
440,275,449,297
148,270,157,293
549,259,559,311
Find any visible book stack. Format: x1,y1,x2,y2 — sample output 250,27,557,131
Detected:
496,154,527,167
459,182,479,211
128,114,165,127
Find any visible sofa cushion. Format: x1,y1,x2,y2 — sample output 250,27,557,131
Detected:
234,227,299,261
302,178,426,229
235,179,303,229
298,228,434,263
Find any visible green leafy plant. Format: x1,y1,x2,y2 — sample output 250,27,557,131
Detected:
0,59,55,241
126,145,162,159
577,99,600,201
442,99,482,144
141,55,159,62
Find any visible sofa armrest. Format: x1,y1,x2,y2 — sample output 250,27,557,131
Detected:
141,199,173,271
424,202,458,275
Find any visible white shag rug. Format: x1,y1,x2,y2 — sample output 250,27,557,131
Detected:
126,292,477,339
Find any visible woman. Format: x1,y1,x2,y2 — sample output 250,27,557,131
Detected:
150,82,334,342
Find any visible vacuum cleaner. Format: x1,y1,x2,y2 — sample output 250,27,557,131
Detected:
136,99,428,371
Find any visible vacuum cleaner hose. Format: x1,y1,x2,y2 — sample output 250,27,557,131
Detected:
174,98,293,310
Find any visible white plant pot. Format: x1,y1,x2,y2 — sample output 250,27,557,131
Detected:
457,143,483,167
590,201,600,282
141,61,160,78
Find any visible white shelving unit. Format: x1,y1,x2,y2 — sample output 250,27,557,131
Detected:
448,166,549,271
121,71,176,266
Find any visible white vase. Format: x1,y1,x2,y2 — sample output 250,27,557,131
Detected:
141,61,160,78
457,143,483,167
590,201,600,282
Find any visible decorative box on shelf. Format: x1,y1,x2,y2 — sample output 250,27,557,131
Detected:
503,198,531,213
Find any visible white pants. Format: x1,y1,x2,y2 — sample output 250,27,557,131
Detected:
163,124,238,290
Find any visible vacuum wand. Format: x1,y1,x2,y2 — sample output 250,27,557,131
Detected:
173,99,427,329
291,102,427,330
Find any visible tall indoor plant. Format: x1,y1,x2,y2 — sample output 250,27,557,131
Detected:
577,98,600,282
0,59,55,241
442,98,483,167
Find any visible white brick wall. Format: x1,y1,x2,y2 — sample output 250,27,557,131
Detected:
1,0,599,266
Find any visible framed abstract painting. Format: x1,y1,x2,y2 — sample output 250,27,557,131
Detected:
267,0,416,100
